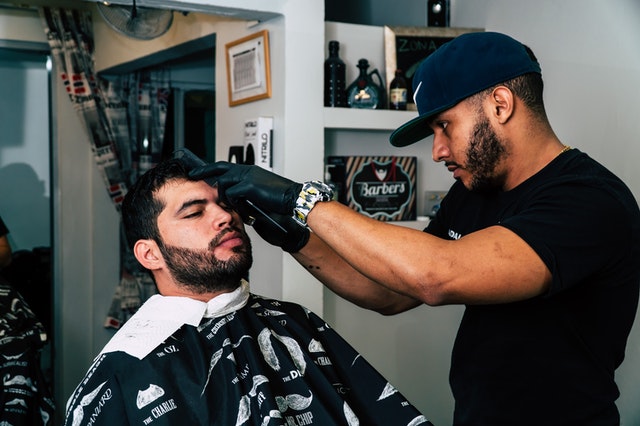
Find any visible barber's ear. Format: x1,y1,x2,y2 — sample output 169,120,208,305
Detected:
491,86,514,124
133,239,163,270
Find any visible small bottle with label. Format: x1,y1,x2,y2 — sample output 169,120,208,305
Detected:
389,69,407,110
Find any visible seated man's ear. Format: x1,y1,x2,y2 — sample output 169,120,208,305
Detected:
133,239,164,271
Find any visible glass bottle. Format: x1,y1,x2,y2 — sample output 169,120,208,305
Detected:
324,40,347,107
346,58,383,109
389,69,408,110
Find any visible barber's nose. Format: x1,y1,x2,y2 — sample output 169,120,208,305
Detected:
432,135,450,162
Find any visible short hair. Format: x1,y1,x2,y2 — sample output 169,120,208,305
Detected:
469,45,547,120
121,159,188,251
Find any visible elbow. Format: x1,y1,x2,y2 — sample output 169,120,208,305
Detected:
419,283,449,306
373,291,447,315
376,305,407,316
364,291,446,316
371,292,424,316
411,271,451,307
359,294,418,316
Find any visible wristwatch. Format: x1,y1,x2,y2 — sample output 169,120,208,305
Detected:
293,181,334,226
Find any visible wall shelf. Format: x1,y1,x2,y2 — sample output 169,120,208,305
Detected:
324,107,417,131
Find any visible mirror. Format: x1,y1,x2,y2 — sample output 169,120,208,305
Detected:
0,45,54,393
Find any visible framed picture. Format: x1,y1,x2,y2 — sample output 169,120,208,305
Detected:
384,26,483,109
225,30,272,106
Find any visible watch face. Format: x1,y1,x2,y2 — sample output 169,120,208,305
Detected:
306,181,334,201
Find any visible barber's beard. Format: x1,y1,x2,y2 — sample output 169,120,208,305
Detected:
157,227,253,294
466,116,508,192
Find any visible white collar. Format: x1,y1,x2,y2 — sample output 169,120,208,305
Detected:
99,280,250,360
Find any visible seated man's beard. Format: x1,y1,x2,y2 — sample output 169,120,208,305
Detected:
157,228,253,294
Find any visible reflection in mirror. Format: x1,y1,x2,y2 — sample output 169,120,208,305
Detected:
0,46,55,413
160,44,216,163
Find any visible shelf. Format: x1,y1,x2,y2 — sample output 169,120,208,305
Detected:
324,107,418,131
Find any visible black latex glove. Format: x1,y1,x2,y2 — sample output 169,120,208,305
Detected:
189,162,302,216
250,210,310,253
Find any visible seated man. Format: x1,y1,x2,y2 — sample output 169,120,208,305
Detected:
64,155,431,426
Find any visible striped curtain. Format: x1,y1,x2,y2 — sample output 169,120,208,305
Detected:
39,7,171,328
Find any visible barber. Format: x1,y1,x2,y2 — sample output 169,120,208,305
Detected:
192,32,640,425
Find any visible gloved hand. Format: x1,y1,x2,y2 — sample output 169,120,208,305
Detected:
250,210,310,253
189,162,302,216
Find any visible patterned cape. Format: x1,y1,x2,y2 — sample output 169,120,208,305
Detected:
64,281,432,425
0,278,55,424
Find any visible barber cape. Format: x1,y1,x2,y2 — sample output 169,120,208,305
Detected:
64,281,432,426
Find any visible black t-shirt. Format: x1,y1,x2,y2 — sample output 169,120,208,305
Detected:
426,149,640,425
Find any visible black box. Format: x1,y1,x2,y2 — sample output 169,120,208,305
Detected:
326,156,417,221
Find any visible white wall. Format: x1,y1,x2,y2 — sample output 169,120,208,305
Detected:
0,7,49,44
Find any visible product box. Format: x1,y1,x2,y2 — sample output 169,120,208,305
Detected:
243,117,273,170
325,156,417,221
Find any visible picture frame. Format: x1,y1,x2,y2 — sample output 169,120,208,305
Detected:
384,26,483,109
225,30,272,106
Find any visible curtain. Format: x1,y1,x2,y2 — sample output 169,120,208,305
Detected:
40,8,170,329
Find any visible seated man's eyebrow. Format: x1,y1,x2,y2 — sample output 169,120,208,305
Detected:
177,198,207,214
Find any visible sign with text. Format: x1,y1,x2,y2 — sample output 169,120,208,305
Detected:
326,155,417,221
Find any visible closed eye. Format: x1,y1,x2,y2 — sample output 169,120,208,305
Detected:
183,210,203,219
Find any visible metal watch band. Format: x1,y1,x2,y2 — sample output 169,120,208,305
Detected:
293,181,334,226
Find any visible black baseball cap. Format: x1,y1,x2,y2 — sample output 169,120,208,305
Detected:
389,32,542,147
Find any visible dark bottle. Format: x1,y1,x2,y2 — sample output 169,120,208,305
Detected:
346,58,385,109
324,40,347,107
389,69,408,110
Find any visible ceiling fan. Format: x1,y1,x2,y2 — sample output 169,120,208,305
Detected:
97,0,174,40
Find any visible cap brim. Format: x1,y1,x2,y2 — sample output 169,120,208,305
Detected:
389,114,434,147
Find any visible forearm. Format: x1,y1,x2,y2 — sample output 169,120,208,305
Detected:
303,200,450,307
293,221,421,315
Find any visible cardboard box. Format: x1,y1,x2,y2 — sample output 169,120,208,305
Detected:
244,117,273,170
326,155,417,221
